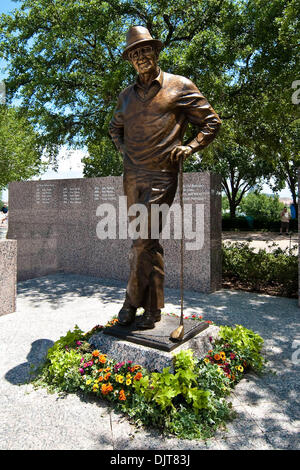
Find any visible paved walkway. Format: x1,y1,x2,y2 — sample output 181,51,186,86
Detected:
0,225,7,240
222,231,298,253
0,274,299,450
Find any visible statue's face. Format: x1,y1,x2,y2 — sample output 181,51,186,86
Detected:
128,44,158,75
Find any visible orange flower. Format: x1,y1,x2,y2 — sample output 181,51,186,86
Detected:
101,383,113,395
214,353,221,361
119,390,126,401
131,365,141,372
92,350,100,357
104,372,111,381
133,372,143,381
98,368,103,373
104,367,111,372
208,350,213,354
99,355,107,364
98,376,104,382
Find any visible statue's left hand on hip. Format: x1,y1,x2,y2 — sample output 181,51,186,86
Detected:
170,145,193,164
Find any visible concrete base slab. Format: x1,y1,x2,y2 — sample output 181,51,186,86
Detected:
103,315,209,352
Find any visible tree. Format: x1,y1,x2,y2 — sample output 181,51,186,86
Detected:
186,138,272,218
83,137,123,178
0,106,45,189
266,120,300,209
239,192,285,223
0,0,298,196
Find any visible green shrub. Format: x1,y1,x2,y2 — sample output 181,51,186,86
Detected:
239,193,284,224
222,241,298,296
218,325,265,372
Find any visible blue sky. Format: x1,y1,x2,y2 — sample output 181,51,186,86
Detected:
0,0,19,14
0,0,292,202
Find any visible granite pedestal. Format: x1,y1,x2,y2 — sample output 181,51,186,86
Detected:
90,323,219,372
0,239,17,316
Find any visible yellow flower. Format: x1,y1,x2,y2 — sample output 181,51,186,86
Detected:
220,352,226,360
126,378,132,386
86,380,92,385
238,365,244,372
204,358,210,364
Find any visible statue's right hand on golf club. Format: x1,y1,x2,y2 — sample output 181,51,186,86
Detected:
170,145,193,164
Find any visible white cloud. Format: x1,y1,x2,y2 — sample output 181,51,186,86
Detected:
1,147,88,202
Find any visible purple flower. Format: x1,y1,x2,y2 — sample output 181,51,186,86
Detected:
76,341,82,346
209,336,213,343
79,368,84,375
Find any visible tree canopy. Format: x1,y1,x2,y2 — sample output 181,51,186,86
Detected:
0,106,45,189
0,0,298,203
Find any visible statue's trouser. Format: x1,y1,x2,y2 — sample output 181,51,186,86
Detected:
123,168,178,311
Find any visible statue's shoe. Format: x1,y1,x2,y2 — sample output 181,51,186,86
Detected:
136,310,161,329
117,304,137,326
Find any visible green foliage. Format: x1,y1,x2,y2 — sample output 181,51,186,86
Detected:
46,325,85,360
0,0,298,187
222,241,298,297
132,349,231,438
239,192,285,223
83,137,123,178
34,321,266,439
46,348,83,392
200,142,271,218
0,106,46,189
133,350,211,413
196,361,231,398
218,325,265,372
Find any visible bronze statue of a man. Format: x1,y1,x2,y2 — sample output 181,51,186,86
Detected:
109,26,221,329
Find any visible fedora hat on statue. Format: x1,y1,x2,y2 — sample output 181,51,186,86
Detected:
123,26,163,60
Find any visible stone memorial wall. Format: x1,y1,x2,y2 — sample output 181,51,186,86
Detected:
0,240,17,316
8,172,222,293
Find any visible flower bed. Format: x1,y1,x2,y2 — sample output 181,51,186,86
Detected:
34,318,265,440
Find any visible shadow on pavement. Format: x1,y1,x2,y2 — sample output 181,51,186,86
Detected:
17,273,126,309
5,339,54,385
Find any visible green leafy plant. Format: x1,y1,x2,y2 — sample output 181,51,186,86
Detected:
34,320,266,440
218,325,265,372
43,348,83,392
46,325,85,360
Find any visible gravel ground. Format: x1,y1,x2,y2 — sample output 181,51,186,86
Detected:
222,231,298,253
0,273,299,450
